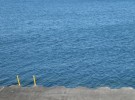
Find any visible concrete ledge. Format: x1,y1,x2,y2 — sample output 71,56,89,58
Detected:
0,86,135,100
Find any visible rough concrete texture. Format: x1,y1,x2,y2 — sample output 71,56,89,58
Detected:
0,86,135,100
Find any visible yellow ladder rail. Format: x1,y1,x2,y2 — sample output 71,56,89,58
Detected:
33,75,37,87
16,75,21,86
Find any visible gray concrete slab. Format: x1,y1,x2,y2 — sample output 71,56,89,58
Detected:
0,86,135,100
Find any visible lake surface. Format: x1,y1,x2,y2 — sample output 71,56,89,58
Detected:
0,0,135,88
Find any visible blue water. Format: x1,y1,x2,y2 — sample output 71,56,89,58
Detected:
0,0,135,88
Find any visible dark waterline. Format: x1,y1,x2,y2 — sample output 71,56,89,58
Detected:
0,0,135,88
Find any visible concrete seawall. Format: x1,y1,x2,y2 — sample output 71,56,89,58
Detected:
0,86,135,100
